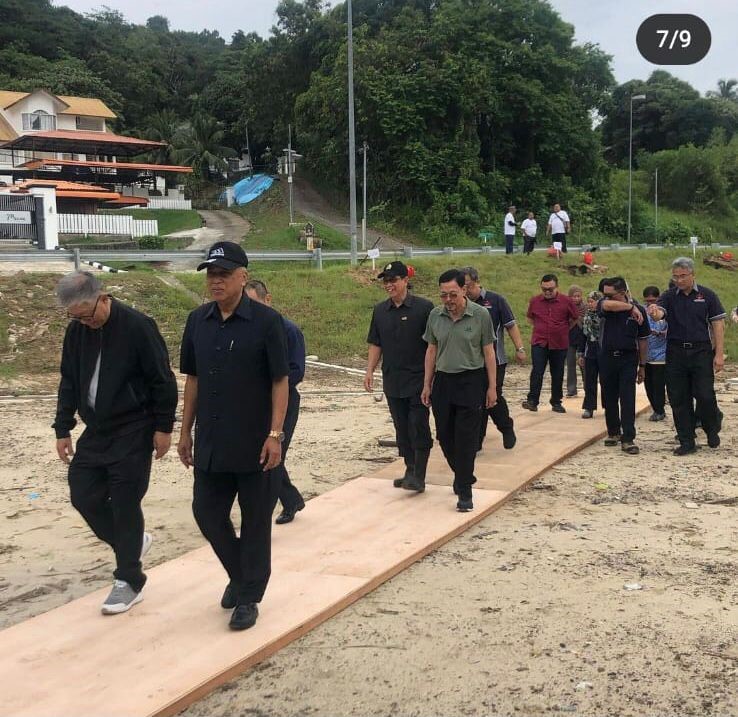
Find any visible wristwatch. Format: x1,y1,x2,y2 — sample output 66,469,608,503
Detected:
516,346,526,353
268,430,285,443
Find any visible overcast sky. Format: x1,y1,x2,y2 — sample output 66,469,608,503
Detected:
52,0,736,94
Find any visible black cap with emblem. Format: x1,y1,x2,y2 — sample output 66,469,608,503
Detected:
377,260,408,280
197,241,249,271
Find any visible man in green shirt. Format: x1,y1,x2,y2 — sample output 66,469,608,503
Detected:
422,269,497,512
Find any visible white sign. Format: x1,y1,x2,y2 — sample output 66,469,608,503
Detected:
690,236,699,245
0,211,32,225
367,248,380,259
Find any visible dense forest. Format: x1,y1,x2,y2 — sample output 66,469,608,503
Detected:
2,0,738,242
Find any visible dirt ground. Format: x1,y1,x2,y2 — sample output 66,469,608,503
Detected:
1,367,737,716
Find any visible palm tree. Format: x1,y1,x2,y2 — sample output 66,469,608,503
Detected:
145,109,183,166
175,113,236,179
706,78,738,101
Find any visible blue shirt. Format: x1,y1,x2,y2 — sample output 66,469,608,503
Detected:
646,315,667,362
283,316,306,388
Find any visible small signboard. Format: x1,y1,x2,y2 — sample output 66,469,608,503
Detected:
367,247,380,270
0,211,32,225
690,236,699,257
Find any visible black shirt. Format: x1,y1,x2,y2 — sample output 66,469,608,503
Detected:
657,284,726,343
53,298,177,439
180,295,288,473
474,288,515,365
597,299,651,352
366,293,434,397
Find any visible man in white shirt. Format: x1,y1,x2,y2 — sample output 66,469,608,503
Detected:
503,205,517,255
521,211,537,255
547,203,571,253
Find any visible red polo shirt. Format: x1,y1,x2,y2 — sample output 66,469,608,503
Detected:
526,292,578,349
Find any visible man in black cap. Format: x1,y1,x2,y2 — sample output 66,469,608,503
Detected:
177,241,289,631
365,261,434,492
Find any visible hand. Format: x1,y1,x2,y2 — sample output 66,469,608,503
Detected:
514,349,525,365
260,436,282,471
421,386,431,407
637,366,645,384
153,431,171,460
177,432,194,468
731,309,738,324
485,387,497,409
714,354,725,374
646,303,659,318
577,356,585,368
363,371,373,392
56,437,74,464
630,306,644,325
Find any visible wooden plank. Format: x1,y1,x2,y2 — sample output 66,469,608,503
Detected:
0,389,650,717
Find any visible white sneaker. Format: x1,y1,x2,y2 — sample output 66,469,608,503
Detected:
140,531,153,560
101,580,143,615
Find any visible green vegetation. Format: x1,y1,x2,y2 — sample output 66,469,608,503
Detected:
111,209,202,236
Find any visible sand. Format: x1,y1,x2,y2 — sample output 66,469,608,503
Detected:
1,366,737,716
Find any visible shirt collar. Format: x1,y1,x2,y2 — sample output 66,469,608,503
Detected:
442,298,474,318
385,292,414,310
205,293,253,321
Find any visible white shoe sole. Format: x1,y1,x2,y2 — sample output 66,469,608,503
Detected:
101,591,144,615
140,532,153,560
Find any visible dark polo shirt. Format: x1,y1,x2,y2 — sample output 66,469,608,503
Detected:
474,288,516,365
526,293,578,350
597,300,651,352
657,284,726,344
180,295,288,473
367,292,434,397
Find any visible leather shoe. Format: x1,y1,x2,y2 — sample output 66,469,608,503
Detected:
551,404,566,413
673,444,698,456
706,432,720,448
402,476,425,492
581,410,593,419
521,401,538,412
229,602,258,631
275,499,306,525
392,478,405,488
456,497,474,512
502,429,516,449
221,582,237,609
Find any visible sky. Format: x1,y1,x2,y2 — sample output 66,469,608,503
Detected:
52,0,737,95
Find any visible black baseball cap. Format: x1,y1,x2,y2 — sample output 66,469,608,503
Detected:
377,261,408,279
197,241,249,271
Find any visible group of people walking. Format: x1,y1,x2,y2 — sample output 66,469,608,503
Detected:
52,240,729,631
503,203,571,255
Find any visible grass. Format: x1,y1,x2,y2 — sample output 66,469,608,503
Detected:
103,209,202,236
230,184,349,251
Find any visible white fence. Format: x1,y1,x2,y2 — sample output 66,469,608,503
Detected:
147,198,192,210
58,214,158,238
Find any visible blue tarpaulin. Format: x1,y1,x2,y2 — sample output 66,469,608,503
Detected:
231,174,275,205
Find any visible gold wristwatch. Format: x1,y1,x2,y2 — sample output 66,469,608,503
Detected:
268,430,285,443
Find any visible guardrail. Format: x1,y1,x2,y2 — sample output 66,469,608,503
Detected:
1,243,736,269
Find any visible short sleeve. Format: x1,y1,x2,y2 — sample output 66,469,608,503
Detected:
526,298,535,321
422,312,437,345
707,290,726,321
480,309,496,346
180,311,197,376
367,308,381,346
596,298,606,317
636,306,651,338
499,296,516,327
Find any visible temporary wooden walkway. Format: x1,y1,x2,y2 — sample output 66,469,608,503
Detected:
1,391,649,717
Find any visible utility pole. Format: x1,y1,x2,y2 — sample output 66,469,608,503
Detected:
654,167,658,243
361,140,368,251
627,93,646,243
347,0,358,265
245,121,252,177
288,123,293,225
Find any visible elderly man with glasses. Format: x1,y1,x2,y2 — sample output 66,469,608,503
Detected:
53,271,178,615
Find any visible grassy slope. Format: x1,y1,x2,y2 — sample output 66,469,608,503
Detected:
108,209,202,236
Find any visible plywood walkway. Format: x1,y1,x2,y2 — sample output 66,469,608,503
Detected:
0,392,649,717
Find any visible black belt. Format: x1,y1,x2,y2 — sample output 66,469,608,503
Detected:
669,341,711,349
604,349,636,357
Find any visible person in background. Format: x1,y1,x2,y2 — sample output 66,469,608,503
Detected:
521,211,537,255
245,279,307,524
566,285,586,397
503,205,517,255
642,286,667,422
578,290,603,418
546,203,571,253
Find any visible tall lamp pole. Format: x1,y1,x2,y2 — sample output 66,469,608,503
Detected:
627,93,646,243
361,140,368,250
347,0,358,265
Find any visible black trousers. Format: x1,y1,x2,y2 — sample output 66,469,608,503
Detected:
504,235,514,254
386,392,433,462
479,362,513,447
431,369,485,498
527,345,567,407
599,350,638,442
68,425,153,592
644,363,666,415
523,237,535,254
666,344,721,446
552,232,567,253
566,345,584,395
193,468,279,604
582,354,603,411
275,387,304,511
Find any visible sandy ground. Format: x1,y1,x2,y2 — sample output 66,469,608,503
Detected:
1,366,737,716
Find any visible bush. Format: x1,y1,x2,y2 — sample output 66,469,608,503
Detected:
138,235,165,249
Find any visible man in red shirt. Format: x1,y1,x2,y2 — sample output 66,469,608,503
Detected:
522,273,578,412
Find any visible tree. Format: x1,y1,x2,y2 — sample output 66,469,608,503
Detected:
176,113,236,178
707,78,738,101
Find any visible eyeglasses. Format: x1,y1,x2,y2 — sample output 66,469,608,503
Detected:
382,277,400,284
67,294,102,322
541,287,556,293
671,273,692,281
440,292,461,300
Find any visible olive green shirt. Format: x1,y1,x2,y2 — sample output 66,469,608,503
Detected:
423,299,496,373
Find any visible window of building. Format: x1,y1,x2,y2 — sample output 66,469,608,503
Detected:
22,110,56,131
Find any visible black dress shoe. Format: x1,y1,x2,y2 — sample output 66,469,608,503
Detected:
456,497,474,512
275,499,306,525
707,432,720,448
392,478,405,488
402,476,425,492
551,404,566,413
521,401,538,412
502,429,517,449
221,582,237,609
229,602,258,630
673,444,698,456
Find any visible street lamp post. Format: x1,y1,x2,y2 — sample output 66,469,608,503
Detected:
627,93,646,243
360,140,368,251
347,0,358,265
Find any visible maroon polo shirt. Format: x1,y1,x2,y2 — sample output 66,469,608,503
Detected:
526,292,578,350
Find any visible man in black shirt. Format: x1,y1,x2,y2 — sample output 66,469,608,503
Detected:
651,257,726,455
178,241,288,630
597,277,650,454
53,271,177,615
365,261,434,493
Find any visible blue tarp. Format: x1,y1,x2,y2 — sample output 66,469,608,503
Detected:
231,174,275,205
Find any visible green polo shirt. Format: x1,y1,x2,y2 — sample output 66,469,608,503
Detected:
423,299,496,373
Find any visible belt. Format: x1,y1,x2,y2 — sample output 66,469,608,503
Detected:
669,341,711,349
605,349,636,357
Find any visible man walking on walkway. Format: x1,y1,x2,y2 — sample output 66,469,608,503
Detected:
365,261,434,493
523,274,578,413
54,271,177,615
462,266,525,450
422,270,497,512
